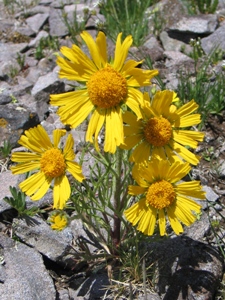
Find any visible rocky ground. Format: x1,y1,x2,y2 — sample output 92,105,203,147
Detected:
0,0,225,299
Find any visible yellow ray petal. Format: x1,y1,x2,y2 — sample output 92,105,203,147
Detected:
167,206,184,234
53,175,71,209
158,209,166,236
31,176,52,201
126,69,158,87
173,130,204,148
104,107,124,153
126,89,144,118
18,136,44,153
138,162,159,184
53,129,66,148
176,100,199,117
130,141,151,164
19,125,52,152
63,134,75,161
121,59,143,74
152,90,174,114
132,164,154,187
176,195,202,213
50,89,88,106
67,161,85,182
175,181,205,199
114,33,133,71
86,109,105,151
27,125,52,149
138,208,156,235
175,114,201,127
57,57,91,82
128,185,147,195
52,92,93,128
172,141,200,165
151,146,167,161
166,161,190,183
96,31,107,65
122,134,143,150
173,201,197,226
124,198,147,225
11,152,41,163
59,45,97,79
81,31,103,70
19,172,48,197
123,111,143,128
11,161,41,174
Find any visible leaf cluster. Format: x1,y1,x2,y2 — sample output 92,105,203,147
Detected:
98,0,159,46
3,186,40,217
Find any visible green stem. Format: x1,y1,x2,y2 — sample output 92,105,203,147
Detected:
112,148,123,254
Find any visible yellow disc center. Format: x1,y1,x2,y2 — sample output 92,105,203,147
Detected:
144,117,172,147
146,180,176,209
40,148,66,178
87,65,127,109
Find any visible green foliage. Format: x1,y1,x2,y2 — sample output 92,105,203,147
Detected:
0,140,12,159
3,186,40,217
61,6,93,45
99,0,159,46
69,146,133,255
16,53,26,70
189,38,204,62
176,50,225,126
3,0,39,15
35,36,59,60
8,65,19,78
182,0,219,14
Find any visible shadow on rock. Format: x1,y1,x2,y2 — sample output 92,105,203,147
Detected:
141,235,224,299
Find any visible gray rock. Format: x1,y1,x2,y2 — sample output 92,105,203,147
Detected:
0,42,28,65
201,23,225,54
0,235,56,300
0,170,18,213
0,89,12,105
15,25,36,37
50,0,75,8
141,235,223,300
170,14,218,34
24,66,42,84
26,13,49,33
49,8,69,37
27,4,51,15
164,50,195,71
31,66,62,97
218,159,225,178
0,103,39,147
13,216,76,268
31,66,65,120
147,0,188,29
204,185,220,202
184,211,211,240
28,30,49,48
160,31,192,53
140,35,164,61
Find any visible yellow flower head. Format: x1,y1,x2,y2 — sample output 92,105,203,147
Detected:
50,31,158,153
49,211,68,231
122,90,204,165
11,125,85,209
125,159,205,236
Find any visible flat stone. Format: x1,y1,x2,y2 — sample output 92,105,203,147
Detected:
170,14,218,34
0,43,28,62
0,171,18,213
201,24,225,54
26,13,49,33
0,236,56,300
